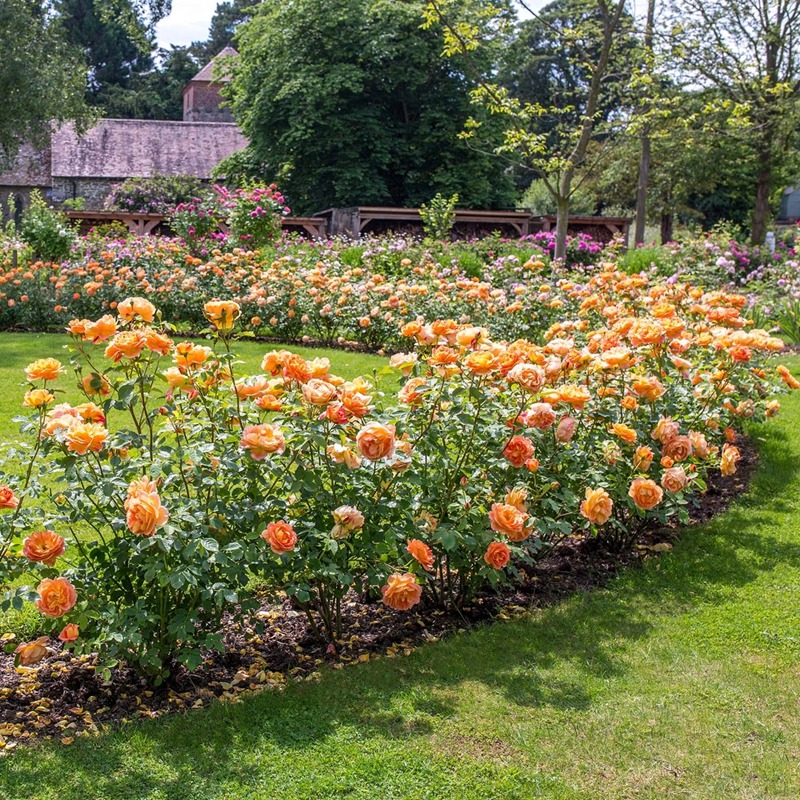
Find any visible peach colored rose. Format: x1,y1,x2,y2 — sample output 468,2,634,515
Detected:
628,478,664,510
125,478,169,536
777,365,800,390
283,354,312,383
327,443,362,469
503,435,535,468
558,384,591,410
556,416,576,443
302,378,338,406
508,362,546,393
74,402,106,424
356,422,396,461
331,506,365,539
240,424,285,460
144,329,173,356
663,435,693,462
381,573,423,611
82,373,111,396
484,541,511,569
22,530,66,566
341,386,373,418
58,623,80,642
428,345,460,366
526,402,556,429
580,488,613,525
65,422,108,455
104,331,147,361
406,538,435,571
651,417,680,444
35,577,77,618
0,484,19,509
455,326,489,347
175,341,213,369
489,503,530,542
661,466,688,493
23,389,54,408
14,637,51,667
632,375,666,401
261,521,298,554
633,445,654,472
117,296,156,323
720,444,741,476
463,350,499,375
389,352,418,374
204,300,241,331
398,377,428,406
505,487,528,512
83,315,118,343
689,431,709,458
610,423,637,444
25,358,64,382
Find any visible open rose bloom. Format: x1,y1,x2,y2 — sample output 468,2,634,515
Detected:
1,265,796,678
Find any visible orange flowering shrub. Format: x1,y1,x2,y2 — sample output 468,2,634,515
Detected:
0,265,796,680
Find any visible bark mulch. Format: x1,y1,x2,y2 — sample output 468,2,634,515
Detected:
0,435,759,752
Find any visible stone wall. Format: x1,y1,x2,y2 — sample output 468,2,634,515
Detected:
183,83,234,123
51,178,116,210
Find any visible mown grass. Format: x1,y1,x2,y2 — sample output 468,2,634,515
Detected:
0,340,799,799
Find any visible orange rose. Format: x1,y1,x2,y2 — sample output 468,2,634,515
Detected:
240,424,285,460
144,329,173,356
455,326,489,348
35,577,77,618
65,422,108,455
484,541,511,569
558,384,591,410
175,341,213,369
83,315,118,343
631,376,666,401
283,354,312,383
104,331,147,361
663,435,693,462
0,484,19,509
628,478,663,510
488,503,530,541
525,402,556,429
25,358,64,382
398,377,428,406
117,296,156,323
356,422,396,461
261,520,298,554
633,445,654,472
427,345,460,366
777,365,800,389
341,385,373,418
407,538,435,571
381,572,423,611
302,378,339,406
651,417,680,444
23,389,55,408
689,431,709,458
204,300,241,331
720,443,741,476
327,443,362,469
14,637,51,667
505,487,528,512
580,487,613,525
22,530,66,566
463,350,499,375
59,623,80,642
661,466,688,493
503,435,535,468
125,478,169,536
74,402,106,424
556,416,576,443
620,396,638,411
508,362,546,393
81,373,111,396
610,423,637,444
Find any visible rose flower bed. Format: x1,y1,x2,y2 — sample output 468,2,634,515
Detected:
1,265,798,698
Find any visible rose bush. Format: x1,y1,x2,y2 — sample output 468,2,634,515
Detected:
1,264,796,684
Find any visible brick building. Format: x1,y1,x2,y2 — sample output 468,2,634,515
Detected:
0,48,246,220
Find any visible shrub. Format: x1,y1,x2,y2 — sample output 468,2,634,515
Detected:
19,191,76,262
419,192,458,241
219,183,290,248
105,175,210,214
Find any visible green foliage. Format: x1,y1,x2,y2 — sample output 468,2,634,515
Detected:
105,175,211,214
521,179,595,215
419,193,459,240
227,0,516,213
776,299,800,345
19,192,76,263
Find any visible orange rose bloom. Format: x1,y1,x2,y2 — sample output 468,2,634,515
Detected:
65,422,108,455
82,373,111,396
777,365,800,390
104,331,147,361
503,435,535,468
633,445,654,472
631,375,666,401
240,424,285,460
59,623,80,642
628,478,664,510
580,487,613,525
610,423,637,444
356,422,396,461
488,503,530,541
428,345,460,366
23,389,55,408
484,541,511,569
302,378,338,406
0,484,19,509
125,478,169,536
176,341,213,369
144,329,173,356
283,354,312,383
463,350,499,375
505,487,528,512
25,357,63,382
35,577,77,618
15,636,51,666
663,435,693,462
398,377,428,406
558,384,592,410
720,444,741,476
651,417,680,443
508,362,546,392
407,538,435,571
117,296,156,323
83,315,118,343
341,385,373,418
327,443,362,469
261,521,298,554
381,572,423,611
22,530,66,566
204,300,241,331
526,402,556,429
661,466,688,493
689,431,709,458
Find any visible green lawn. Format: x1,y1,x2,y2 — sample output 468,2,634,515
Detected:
0,340,799,799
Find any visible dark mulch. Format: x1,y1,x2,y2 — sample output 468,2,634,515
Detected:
0,435,759,751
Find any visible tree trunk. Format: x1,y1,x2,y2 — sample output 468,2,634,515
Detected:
660,212,673,244
751,154,772,245
635,134,651,245
555,192,570,261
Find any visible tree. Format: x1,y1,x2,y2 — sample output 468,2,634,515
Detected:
426,0,635,259
0,0,92,163
224,0,516,214
191,0,258,63
667,0,800,243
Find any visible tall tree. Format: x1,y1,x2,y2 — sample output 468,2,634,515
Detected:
0,0,92,163
667,0,800,243
426,0,635,259
191,0,258,63
225,0,515,213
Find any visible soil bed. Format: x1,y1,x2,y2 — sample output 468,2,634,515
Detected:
0,436,759,752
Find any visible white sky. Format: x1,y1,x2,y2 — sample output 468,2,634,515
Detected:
155,0,545,50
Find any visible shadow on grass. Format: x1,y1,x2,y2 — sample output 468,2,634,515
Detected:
4,407,800,799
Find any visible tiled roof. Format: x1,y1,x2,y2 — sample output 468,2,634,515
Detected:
50,119,247,179
189,47,239,83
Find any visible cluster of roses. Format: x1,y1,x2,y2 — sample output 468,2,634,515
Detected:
2,267,798,674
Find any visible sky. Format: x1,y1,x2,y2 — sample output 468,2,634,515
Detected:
155,0,543,50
